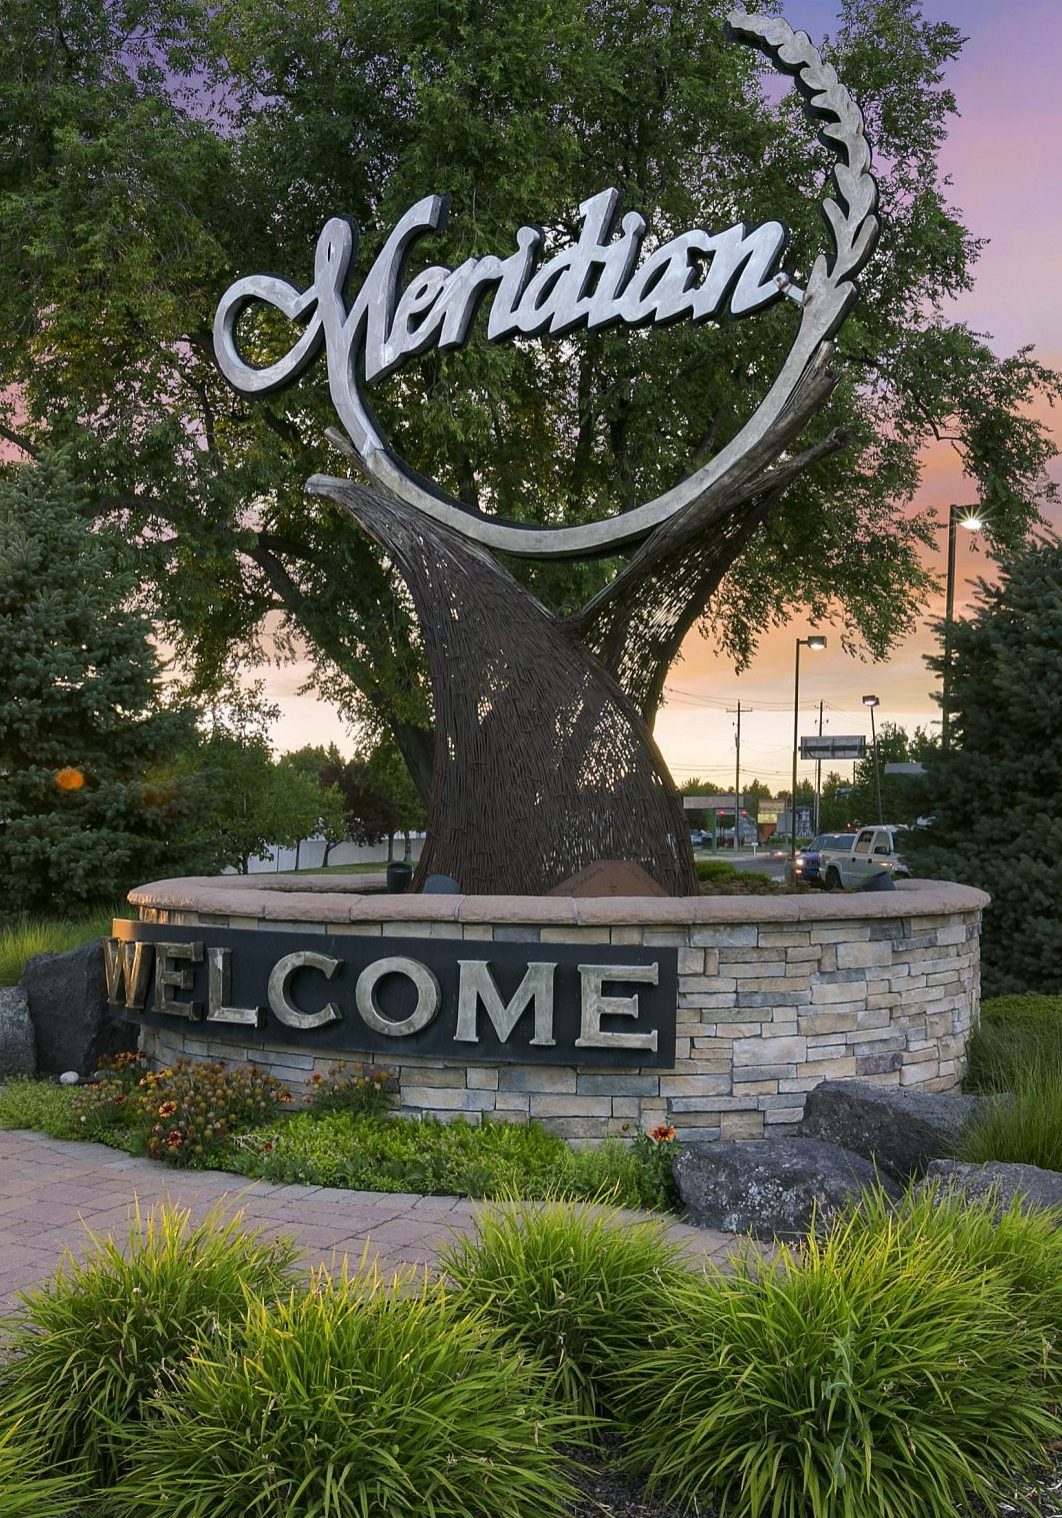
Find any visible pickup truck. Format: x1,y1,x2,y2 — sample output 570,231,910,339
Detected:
818,826,910,891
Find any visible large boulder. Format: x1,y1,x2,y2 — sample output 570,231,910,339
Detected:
918,1159,1062,1220
0,985,36,1076
799,1079,992,1181
673,1137,899,1241
22,940,139,1077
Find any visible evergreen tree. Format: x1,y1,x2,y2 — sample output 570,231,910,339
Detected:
904,539,1062,995
0,459,203,912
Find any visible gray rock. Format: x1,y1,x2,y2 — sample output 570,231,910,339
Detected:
673,1136,899,1241
799,1079,992,1181
59,1071,80,1086
22,940,139,1077
0,985,36,1076
918,1159,1062,1220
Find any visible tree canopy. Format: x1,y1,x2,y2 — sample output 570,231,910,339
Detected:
903,538,1062,996
1,0,1058,800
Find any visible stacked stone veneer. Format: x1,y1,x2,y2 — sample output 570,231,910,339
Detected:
130,877,988,1144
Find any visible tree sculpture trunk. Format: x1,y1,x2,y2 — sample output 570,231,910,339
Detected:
308,476,698,896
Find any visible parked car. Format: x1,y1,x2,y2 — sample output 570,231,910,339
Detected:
819,826,910,890
794,833,857,887
689,828,710,848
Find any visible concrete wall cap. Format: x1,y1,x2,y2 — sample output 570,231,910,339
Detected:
126,876,990,928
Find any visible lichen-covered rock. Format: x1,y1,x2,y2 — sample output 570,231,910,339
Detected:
673,1136,899,1241
918,1159,1062,1219
0,985,36,1076
22,940,138,1077
799,1079,992,1180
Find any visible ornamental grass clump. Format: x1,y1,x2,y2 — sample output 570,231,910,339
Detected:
441,1196,690,1420
617,1198,1059,1518
0,1424,77,1518
964,994,1062,1092
960,1061,1062,1173
0,1202,299,1488
113,1265,581,1518
844,1184,1062,1398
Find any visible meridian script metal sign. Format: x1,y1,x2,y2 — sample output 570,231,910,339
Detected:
206,11,881,897
213,11,879,560
106,922,678,1069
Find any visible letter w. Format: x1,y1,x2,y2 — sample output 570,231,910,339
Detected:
455,961,556,1046
103,940,152,1009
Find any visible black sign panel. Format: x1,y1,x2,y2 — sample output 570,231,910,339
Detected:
107,921,677,1069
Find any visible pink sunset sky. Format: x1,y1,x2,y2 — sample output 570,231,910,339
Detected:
259,0,1062,790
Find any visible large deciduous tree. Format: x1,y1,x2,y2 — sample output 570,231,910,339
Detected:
1,0,1058,804
903,539,1062,996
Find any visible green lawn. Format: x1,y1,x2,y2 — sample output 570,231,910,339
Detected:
0,908,117,987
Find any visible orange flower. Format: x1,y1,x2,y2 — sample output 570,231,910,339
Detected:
55,766,85,791
158,1100,178,1118
649,1123,677,1144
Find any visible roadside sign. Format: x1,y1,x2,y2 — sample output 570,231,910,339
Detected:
799,735,866,760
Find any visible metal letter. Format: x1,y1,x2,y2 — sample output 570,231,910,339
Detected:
267,951,343,1030
355,956,440,1037
455,960,556,1046
103,938,153,1009
690,221,788,320
216,12,878,559
575,963,659,1052
207,947,263,1027
154,942,204,1021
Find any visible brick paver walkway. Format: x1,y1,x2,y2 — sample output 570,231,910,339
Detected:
0,1130,742,1313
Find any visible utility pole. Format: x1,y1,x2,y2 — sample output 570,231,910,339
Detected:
814,699,824,837
727,702,750,851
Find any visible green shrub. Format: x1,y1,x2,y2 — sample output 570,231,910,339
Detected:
0,1079,80,1138
231,1109,572,1195
0,909,116,987
960,1064,1062,1172
965,993,1062,1092
618,1196,1058,1518
0,1203,299,1487
441,1197,690,1419
696,858,739,882
231,1110,678,1208
305,1059,398,1117
0,1425,77,1518
113,1267,580,1518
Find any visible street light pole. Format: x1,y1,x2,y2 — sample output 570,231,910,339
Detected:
791,634,827,879
863,694,883,824
942,503,983,751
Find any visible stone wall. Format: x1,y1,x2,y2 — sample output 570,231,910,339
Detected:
131,877,987,1144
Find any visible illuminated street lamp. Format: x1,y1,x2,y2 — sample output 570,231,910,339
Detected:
791,634,827,877
862,694,883,824
942,505,983,750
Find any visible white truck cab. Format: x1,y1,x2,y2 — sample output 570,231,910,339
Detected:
820,827,909,891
